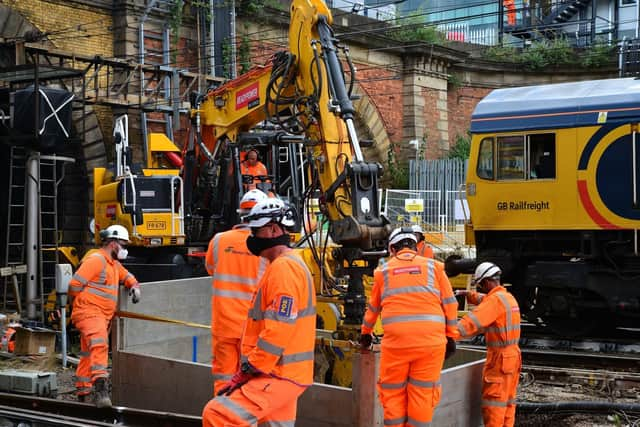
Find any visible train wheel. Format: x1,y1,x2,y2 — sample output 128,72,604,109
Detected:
539,289,598,337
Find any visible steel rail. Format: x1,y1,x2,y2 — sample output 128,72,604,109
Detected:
0,393,201,427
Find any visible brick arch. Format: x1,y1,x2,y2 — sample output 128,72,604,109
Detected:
0,4,107,244
351,83,391,167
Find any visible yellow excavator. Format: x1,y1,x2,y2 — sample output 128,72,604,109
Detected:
94,0,391,383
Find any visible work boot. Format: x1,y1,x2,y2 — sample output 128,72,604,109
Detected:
93,378,112,408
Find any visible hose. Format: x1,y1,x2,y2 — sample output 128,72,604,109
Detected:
517,401,640,414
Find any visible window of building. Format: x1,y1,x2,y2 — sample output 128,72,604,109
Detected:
621,0,636,6
528,133,556,179
477,137,494,179
497,135,525,180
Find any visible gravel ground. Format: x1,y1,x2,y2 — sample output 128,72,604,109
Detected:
516,381,640,426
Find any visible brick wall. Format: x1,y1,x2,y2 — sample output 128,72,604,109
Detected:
356,65,403,144
447,85,492,148
5,0,113,58
421,87,442,159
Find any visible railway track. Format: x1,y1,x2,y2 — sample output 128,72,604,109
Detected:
0,393,201,427
460,331,640,399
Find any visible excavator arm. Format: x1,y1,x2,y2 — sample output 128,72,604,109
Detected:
191,0,390,327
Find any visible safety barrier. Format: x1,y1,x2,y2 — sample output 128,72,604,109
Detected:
112,277,485,426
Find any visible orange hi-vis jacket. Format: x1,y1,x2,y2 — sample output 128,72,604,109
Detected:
241,161,267,177
416,240,434,259
69,248,138,321
455,286,521,349
241,251,316,386
205,226,268,338
362,249,458,349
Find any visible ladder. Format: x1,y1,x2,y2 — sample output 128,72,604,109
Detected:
36,154,74,322
3,146,27,312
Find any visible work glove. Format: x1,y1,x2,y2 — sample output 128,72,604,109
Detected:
129,286,141,304
217,362,258,396
455,290,468,298
445,337,456,360
359,333,373,350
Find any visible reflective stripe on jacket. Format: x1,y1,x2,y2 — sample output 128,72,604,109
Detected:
361,249,458,349
416,241,434,259
455,286,521,352
241,250,316,386
70,248,138,320
205,226,268,338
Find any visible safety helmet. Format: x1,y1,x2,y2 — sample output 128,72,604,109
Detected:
388,227,417,251
237,189,268,214
471,262,502,285
245,198,296,228
100,224,130,243
411,224,424,234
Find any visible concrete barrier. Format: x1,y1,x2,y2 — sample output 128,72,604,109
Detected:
112,277,484,426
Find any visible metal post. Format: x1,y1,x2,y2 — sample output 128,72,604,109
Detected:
210,0,215,75
230,0,237,78
352,351,383,426
25,155,39,320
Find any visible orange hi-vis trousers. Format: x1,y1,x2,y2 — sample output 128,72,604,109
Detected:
378,344,445,427
482,349,521,427
211,337,241,395
202,375,306,427
74,316,109,397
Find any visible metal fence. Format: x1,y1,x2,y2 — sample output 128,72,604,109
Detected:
404,158,469,249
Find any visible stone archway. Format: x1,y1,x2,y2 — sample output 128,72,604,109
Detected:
351,83,391,166
0,4,107,246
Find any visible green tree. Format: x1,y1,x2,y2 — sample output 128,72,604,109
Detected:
447,133,471,160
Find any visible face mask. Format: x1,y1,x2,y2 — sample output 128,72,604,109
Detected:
246,233,290,256
117,248,129,260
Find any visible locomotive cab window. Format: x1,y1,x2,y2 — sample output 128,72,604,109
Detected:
528,133,556,179
497,135,525,180
477,137,494,179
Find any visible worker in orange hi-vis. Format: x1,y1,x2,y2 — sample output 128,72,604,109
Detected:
205,189,269,395
360,227,458,427
412,224,434,259
454,262,521,427
504,0,516,26
202,198,316,427
68,224,141,408
241,148,268,190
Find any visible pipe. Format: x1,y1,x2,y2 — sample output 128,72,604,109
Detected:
192,335,198,363
517,401,640,413
26,155,39,320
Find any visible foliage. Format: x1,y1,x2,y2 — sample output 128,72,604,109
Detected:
168,0,185,54
448,73,462,90
447,132,471,160
390,14,445,44
581,38,616,68
483,44,518,62
238,28,252,74
481,37,615,70
386,146,410,189
519,37,573,70
221,38,232,79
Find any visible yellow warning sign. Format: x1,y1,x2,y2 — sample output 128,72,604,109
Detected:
597,112,607,124
404,198,424,213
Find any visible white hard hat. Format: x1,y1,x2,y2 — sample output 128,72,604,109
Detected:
237,189,268,214
471,262,502,285
388,227,417,250
245,198,296,228
100,224,130,243
411,224,424,234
